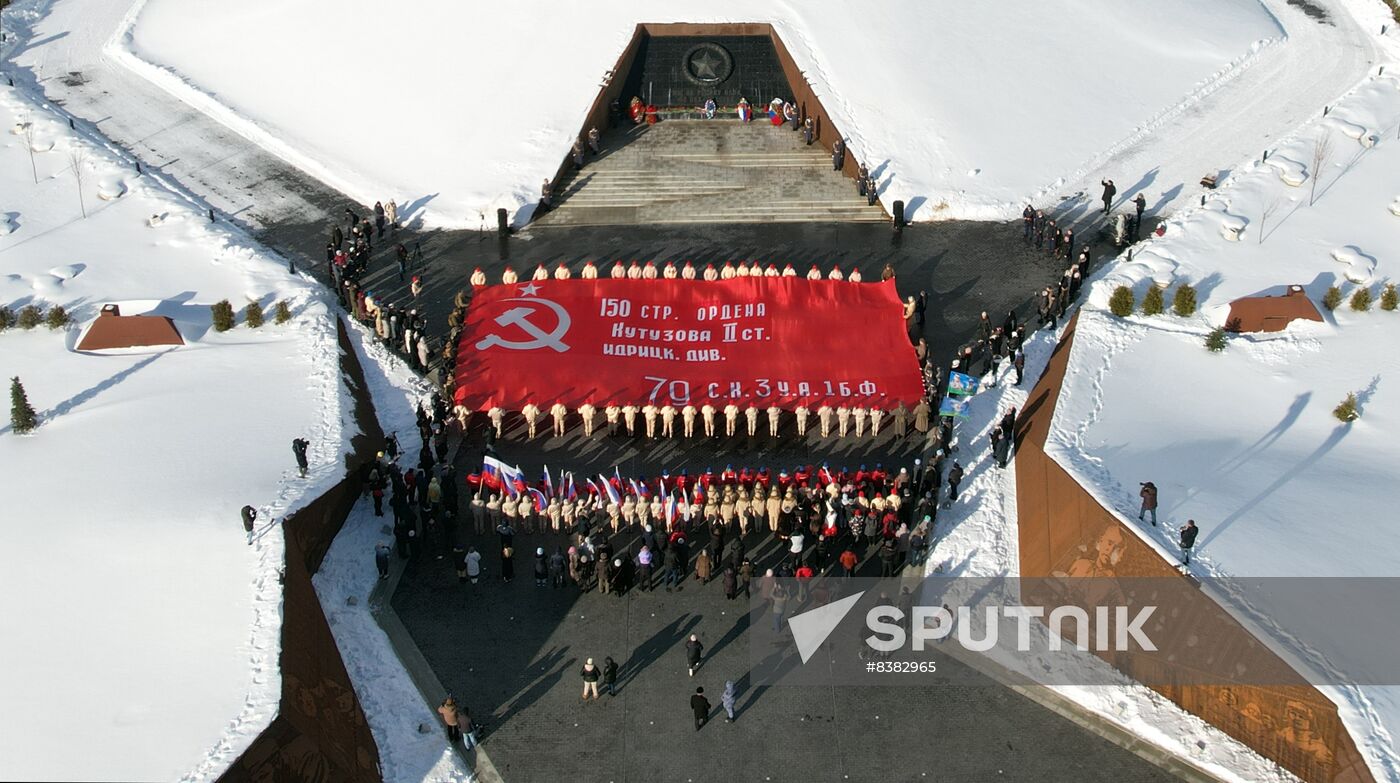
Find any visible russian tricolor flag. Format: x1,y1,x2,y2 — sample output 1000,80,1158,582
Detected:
483,456,524,498
599,473,621,505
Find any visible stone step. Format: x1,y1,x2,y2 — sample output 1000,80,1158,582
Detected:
536,119,882,226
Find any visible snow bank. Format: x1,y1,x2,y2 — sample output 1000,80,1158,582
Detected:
1047,65,1400,781
0,76,351,780
314,322,475,783
116,0,1279,226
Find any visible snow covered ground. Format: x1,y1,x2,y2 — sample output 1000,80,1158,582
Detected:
0,73,349,781
1044,32,1400,781
108,0,1309,226
313,323,475,783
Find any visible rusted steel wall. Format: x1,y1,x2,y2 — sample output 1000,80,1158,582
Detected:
535,22,882,224
1014,316,1373,783
219,318,386,783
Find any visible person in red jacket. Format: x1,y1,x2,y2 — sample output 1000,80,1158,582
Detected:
794,561,815,600
839,548,859,578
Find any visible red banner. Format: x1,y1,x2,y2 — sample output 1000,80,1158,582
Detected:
453,278,923,411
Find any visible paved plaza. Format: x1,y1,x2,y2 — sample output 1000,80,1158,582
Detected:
393,525,1177,783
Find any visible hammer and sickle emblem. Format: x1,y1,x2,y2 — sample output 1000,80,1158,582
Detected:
475,297,572,352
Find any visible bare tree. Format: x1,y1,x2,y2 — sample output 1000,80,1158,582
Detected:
68,148,88,219
1259,197,1283,244
1309,132,1333,207
21,119,38,184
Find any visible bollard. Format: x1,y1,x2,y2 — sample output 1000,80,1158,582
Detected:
1323,105,1330,116
1201,195,1207,207
1127,249,1133,264
68,117,74,129
135,161,141,174
1263,150,1269,160
496,207,509,236
208,208,215,223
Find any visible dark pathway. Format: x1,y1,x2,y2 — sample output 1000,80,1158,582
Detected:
393,524,1177,783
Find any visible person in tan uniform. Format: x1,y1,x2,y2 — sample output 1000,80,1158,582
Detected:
836,404,851,437
502,492,519,528
454,405,472,434
744,404,760,437
724,403,741,436
642,261,658,279
806,264,822,280
852,406,868,438
488,406,506,439
661,404,678,437
817,404,834,437
550,402,568,437
470,267,487,287
735,261,751,277
848,266,863,283
622,404,639,436
578,402,597,437
546,498,562,532
703,493,720,524
662,261,678,279
648,495,664,526
681,404,698,437
701,403,717,437
782,263,797,277
501,267,519,284
720,262,737,280
795,404,810,436
532,263,549,281
581,261,598,279
893,400,908,436
870,406,883,437
486,493,503,530
521,402,542,438
766,487,782,532
470,491,488,534
703,263,719,282
767,405,782,436
642,403,659,438
561,497,578,531
828,264,844,281
621,495,637,528
606,501,620,532
913,398,931,433
605,403,621,435
635,495,652,528
610,260,627,279
627,261,643,279
749,491,765,531
764,264,780,278
554,262,572,280
681,261,697,280
517,494,535,534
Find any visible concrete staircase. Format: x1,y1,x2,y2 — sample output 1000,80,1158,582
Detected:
534,121,886,226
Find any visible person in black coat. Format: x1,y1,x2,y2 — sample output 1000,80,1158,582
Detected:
602,657,619,696
946,462,965,504
1100,179,1117,214
1179,520,1200,564
691,687,711,731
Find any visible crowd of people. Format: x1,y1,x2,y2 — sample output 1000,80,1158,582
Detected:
324,205,438,373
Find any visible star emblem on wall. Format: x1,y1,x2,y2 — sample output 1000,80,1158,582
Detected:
681,42,733,86
690,51,721,80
